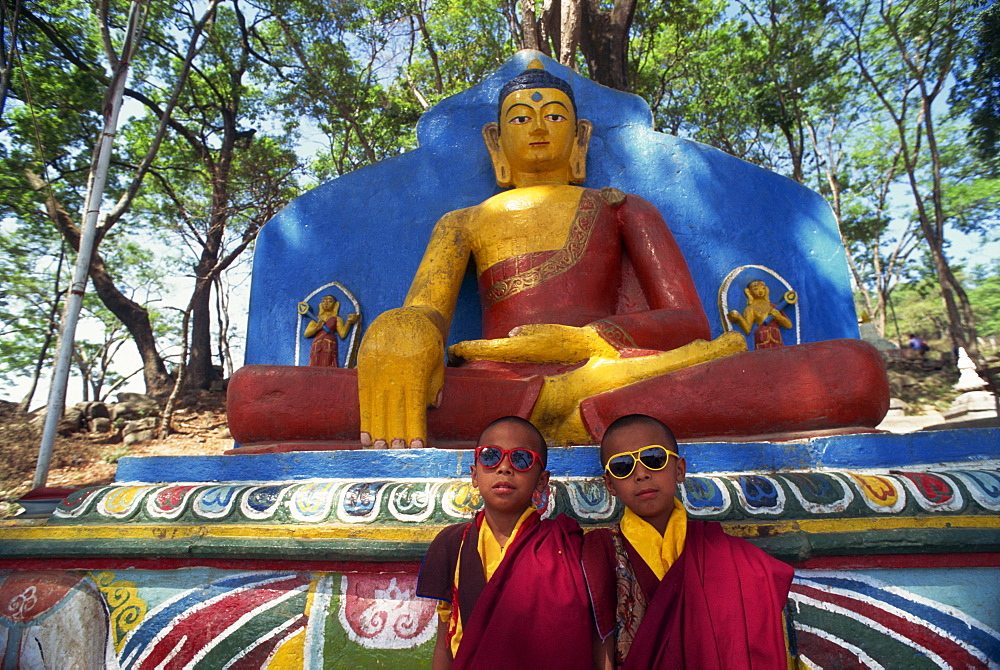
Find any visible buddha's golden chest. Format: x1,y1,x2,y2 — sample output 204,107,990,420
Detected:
470,186,585,271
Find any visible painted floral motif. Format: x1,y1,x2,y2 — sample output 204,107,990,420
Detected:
850,474,906,513
40,467,1000,526
784,473,854,514
339,482,388,522
100,486,153,518
147,485,199,519
191,485,239,518
953,470,1000,511
893,471,964,512
291,482,339,522
681,477,731,516
337,574,436,649
387,483,435,521
442,481,481,517
53,486,103,518
242,485,286,520
732,475,785,515
564,479,617,519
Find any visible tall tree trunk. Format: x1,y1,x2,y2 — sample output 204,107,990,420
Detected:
521,0,544,51
185,102,236,389
27,170,173,396
579,0,636,91
186,276,218,389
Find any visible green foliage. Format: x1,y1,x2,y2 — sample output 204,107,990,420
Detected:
970,260,1000,336
2,0,996,396
951,1,1000,168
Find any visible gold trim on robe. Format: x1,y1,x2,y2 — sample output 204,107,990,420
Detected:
480,190,601,307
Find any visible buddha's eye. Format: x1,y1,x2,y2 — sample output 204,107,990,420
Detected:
508,115,531,125
544,113,567,122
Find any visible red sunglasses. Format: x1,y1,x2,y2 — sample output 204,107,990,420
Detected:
474,445,541,472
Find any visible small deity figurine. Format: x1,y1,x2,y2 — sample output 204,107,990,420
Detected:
727,280,792,350
304,295,359,368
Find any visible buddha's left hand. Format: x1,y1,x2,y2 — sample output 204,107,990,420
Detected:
447,323,619,365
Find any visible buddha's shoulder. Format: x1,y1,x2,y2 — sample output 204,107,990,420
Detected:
477,184,588,211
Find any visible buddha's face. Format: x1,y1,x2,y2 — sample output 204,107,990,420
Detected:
749,281,768,299
498,87,577,176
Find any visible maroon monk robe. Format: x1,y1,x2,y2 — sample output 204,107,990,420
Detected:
584,520,793,669
417,512,596,669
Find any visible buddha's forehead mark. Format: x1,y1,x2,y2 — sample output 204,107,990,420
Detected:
503,97,570,117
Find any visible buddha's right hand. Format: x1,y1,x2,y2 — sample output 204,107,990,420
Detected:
357,307,445,449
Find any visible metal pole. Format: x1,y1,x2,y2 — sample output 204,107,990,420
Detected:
33,0,146,489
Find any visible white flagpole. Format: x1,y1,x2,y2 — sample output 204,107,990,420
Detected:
33,0,147,489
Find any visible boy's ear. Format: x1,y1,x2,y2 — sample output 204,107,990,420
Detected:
675,457,687,482
536,470,550,491
470,463,478,487
602,472,618,496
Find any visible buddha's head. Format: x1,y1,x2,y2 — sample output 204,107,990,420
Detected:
484,60,593,188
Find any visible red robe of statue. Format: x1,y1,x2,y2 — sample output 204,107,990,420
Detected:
307,317,340,367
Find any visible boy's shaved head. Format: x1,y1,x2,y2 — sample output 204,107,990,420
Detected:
478,416,547,466
600,414,678,464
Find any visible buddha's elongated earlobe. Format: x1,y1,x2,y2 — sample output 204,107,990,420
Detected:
483,122,513,188
569,119,593,184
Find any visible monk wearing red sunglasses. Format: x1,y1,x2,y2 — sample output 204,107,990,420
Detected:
417,416,598,668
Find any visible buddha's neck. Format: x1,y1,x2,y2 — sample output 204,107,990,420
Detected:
511,169,572,188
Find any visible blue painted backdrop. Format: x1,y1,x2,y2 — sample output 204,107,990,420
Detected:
244,51,858,367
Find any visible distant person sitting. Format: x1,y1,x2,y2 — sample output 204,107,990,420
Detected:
908,334,930,358
584,414,793,668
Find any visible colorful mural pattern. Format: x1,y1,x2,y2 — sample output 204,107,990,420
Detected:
51,467,1000,526
790,571,1000,668
2,567,997,668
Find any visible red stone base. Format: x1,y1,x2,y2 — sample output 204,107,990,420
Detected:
227,339,889,448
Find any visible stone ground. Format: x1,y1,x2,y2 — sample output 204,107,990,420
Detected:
0,355,996,518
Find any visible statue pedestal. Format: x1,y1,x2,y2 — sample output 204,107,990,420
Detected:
1,429,998,667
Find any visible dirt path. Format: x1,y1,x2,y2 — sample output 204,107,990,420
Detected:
1,391,229,517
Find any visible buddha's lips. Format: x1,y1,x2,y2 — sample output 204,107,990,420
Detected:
530,141,549,146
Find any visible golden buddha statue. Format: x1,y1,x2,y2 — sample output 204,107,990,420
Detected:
227,61,889,450
356,62,746,448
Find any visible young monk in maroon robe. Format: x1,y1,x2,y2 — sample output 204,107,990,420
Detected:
585,414,794,669
416,416,597,669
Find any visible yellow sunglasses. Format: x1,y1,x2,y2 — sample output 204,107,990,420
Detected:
604,445,678,479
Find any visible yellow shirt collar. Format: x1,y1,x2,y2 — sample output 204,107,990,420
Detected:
619,498,687,580
479,506,537,581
